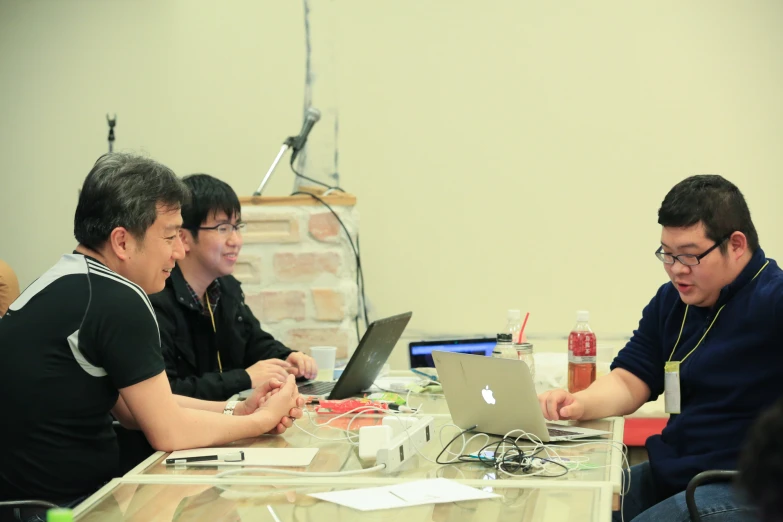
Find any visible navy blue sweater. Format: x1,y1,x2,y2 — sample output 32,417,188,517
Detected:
612,248,783,499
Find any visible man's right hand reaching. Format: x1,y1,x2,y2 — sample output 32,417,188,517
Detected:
537,370,651,423
537,389,586,421
245,359,293,388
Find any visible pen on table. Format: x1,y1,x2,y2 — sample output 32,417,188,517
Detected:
166,450,245,465
410,368,438,381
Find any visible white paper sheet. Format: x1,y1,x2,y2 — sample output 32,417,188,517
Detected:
308,478,499,511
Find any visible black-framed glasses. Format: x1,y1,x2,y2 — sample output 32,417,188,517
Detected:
655,234,732,266
195,222,246,236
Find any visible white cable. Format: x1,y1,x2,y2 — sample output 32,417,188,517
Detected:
530,438,631,520
435,422,491,463
455,428,630,483
294,404,400,446
215,464,386,479
293,411,355,444
295,400,629,514
296,407,630,513
493,430,564,478
313,404,394,428
446,431,491,461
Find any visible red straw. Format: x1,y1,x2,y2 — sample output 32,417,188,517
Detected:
518,312,530,343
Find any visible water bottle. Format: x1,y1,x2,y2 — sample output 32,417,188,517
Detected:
568,310,597,393
493,333,516,359
514,342,535,380
506,309,522,342
47,508,73,522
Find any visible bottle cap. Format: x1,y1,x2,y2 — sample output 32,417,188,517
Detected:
507,309,521,321
47,509,73,522
577,311,590,322
496,333,513,343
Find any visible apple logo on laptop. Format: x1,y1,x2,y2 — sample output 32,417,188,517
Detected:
482,385,496,405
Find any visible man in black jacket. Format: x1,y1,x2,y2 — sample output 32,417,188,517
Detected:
150,174,317,401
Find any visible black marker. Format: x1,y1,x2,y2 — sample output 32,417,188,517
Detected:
166,450,244,465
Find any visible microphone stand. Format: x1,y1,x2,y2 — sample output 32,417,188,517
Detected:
253,136,297,196
106,114,117,153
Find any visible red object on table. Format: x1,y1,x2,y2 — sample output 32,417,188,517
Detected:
315,399,388,414
623,417,668,446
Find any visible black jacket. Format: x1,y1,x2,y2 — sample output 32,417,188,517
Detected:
149,265,293,400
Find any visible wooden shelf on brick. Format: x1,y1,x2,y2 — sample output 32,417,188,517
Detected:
239,193,356,207
237,191,360,362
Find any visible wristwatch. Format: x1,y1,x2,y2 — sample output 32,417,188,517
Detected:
223,400,239,416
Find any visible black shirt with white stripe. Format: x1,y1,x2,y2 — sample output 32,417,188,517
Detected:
0,254,164,502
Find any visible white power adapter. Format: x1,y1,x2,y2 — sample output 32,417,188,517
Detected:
358,416,434,472
382,415,419,436
358,425,393,461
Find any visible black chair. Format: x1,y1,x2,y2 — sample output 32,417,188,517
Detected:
685,470,738,522
0,501,58,509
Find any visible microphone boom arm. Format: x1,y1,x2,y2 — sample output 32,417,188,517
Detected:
253,107,320,196
253,140,294,196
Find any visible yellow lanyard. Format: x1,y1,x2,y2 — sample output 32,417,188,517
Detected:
667,260,769,364
206,293,222,373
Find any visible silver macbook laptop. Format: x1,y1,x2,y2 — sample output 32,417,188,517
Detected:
432,351,611,442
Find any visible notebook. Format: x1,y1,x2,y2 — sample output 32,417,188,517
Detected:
296,312,413,399
432,351,611,442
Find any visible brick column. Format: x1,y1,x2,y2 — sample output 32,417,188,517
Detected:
237,194,359,361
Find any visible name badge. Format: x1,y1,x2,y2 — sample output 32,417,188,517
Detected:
664,361,681,414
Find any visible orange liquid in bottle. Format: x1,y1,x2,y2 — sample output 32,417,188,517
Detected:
568,330,596,393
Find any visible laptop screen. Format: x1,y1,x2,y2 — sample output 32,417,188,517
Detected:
408,338,495,368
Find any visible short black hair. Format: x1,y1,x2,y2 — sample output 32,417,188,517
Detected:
658,175,759,253
74,153,190,250
738,397,783,522
180,174,241,240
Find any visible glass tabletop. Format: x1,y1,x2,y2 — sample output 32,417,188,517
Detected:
132,396,624,494
74,477,613,522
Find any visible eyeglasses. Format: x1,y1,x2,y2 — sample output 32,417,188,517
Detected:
195,222,246,236
655,234,731,266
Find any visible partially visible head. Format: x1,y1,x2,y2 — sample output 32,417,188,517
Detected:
657,175,758,307
738,398,783,522
74,153,189,293
179,174,243,280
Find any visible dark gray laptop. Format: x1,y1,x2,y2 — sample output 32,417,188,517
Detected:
296,312,413,399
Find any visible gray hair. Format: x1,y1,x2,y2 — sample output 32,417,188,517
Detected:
74,153,190,249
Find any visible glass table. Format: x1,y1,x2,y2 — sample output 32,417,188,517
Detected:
74,477,614,521
128,393,625,509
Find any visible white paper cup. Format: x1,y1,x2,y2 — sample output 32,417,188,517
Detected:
309,346,337,381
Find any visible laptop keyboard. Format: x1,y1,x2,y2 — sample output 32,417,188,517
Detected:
297,381,336,396
547,427,580,438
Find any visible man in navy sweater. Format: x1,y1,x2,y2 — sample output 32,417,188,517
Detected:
539,175,783,521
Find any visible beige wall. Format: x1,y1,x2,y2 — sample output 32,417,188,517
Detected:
1,1,782,362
